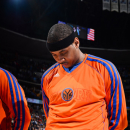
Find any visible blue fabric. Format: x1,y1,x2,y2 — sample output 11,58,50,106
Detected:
9,73,21,129
17,78,25,130
111,71,122,130
63,61,82,73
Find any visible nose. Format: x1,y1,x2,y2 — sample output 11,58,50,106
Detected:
58,56,65,63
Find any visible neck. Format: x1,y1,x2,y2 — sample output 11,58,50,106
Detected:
75,50,85,64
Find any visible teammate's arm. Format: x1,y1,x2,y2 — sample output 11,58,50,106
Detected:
0,69,31,130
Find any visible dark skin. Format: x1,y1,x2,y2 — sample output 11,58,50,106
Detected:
50,37,85,68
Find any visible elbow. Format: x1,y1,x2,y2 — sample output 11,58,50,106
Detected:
25,111,31,124
23,105,31,126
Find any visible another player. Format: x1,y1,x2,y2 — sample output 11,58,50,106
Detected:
41,23,128,130
0,67,31,130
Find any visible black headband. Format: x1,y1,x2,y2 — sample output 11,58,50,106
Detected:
46,31,75,51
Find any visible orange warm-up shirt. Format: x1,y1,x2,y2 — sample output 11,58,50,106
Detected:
0,67,31,130
41,54,128,130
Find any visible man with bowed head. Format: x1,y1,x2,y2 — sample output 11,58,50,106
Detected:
41,23,128,130
0,67,31,129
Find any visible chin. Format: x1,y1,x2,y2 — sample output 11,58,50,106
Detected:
62,65,69,68
62,64,71,68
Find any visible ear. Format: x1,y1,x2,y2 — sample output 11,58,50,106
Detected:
73,37,80,48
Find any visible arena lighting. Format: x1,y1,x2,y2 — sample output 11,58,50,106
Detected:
12,0,23,4
12,0,22,2
9,0,25,10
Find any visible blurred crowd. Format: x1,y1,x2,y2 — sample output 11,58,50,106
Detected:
115,66,130,130
22,85,42,100
28,103,46,130
0,51,54,84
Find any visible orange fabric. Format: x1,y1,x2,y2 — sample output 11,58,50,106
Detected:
0,99,12,130
0,68,31,130
41,54,128,130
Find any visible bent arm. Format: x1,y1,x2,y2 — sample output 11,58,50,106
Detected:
0,68,31,130
104,64,128,130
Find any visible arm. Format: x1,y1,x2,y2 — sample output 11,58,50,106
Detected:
104,64,128,130
41,63,59,119
41,75,49,119
0,68,31,130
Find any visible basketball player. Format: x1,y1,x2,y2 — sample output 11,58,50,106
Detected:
0,67,31,129
41,23,128,130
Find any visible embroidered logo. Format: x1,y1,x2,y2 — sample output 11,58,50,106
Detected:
54,73,60,77
62,88,73,101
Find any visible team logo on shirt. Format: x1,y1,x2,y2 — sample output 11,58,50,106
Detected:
61,88,73,101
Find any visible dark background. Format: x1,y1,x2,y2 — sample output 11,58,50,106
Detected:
0,0,130,49
0,1,130,129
